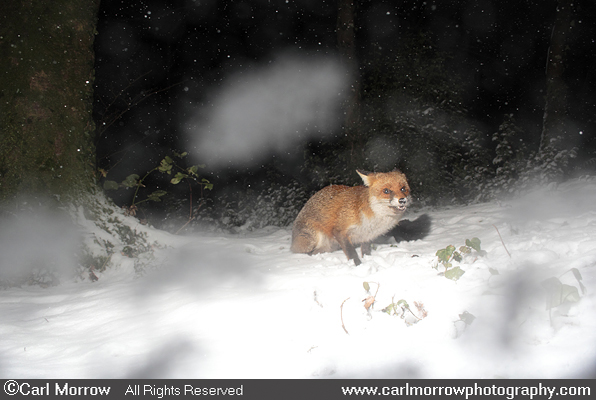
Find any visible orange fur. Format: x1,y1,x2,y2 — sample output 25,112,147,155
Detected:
291,170,410,265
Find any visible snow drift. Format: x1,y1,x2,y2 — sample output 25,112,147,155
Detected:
1,178,596,378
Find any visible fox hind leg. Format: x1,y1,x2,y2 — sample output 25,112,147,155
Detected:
291,229,316,254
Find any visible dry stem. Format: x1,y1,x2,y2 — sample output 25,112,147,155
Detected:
340,297,350,335
493,224,512,258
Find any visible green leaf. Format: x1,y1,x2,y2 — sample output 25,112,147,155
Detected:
171,172,187,184
466,237,482,252
459,245,471,255
542,277,580,309
436,245,455,263
122,174,140,188
540,276,563,290
445,266,465,281
396,299,409,309
383,304,394,314
453,251,463,262
570,268,585,294
202,178,213,190
541,276,562,291
158,157,173,174
363,282,370,292
571,267,582,282
103,180,119,191
147,190,167,202
445,245,455,256
561,284,580,303
579,281,587,295
188,165,199,176
459,311,476,325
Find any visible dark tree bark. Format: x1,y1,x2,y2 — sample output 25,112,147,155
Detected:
336,0,363,164
540,0,573,153
0,0,100,203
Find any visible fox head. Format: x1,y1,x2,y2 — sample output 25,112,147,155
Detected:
357,170,410,216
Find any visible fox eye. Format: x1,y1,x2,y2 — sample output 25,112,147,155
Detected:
383,188,391,194
400,187,407,193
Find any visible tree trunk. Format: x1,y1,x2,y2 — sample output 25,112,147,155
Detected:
0,0,100,203
336,0,363,164
540,0,573,153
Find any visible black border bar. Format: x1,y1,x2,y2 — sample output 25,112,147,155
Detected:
1,379,594,400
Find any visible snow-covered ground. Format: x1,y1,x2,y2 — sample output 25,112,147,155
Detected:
1,177,596,379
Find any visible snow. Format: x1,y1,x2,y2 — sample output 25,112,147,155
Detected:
1,178,596,379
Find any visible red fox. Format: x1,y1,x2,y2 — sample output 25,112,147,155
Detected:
291,170,410,265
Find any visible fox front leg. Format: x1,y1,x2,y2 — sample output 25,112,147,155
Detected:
333,230,362,265
361,242,372,257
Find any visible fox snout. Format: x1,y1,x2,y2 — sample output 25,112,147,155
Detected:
388,194,409,213
397,197,408,209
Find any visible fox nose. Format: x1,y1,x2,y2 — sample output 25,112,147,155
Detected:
398,198,407,206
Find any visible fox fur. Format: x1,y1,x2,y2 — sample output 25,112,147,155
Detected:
291,170,411,265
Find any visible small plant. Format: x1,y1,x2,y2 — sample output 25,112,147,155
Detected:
362,281,380,312
102,151,212,228
434,237,486,281
541,268,586,326
339,282,429,334
361,281,427,326
453,311,476,338
382,298,427,326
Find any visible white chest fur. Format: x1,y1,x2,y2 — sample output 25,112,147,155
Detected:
347,198,402,244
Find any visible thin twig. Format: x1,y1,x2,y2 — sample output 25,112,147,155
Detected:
313,291,323,308
175,215,196,235
373,282,380,299
405,305,422,320
340,297,350,335
175,189,205,235
187,179,193,220
493,224,512,258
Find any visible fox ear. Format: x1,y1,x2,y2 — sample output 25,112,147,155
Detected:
356,170,374,187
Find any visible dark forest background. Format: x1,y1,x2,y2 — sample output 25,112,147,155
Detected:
92,0,596,232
